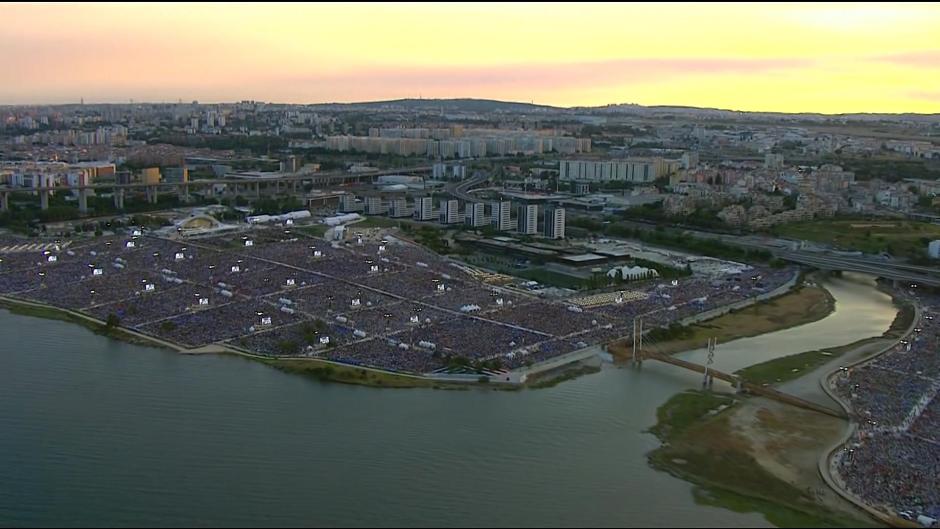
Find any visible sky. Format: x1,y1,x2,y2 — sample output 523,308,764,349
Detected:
3,2,940,113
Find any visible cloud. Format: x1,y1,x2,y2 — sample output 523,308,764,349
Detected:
909,90,940,102
874,51,940,67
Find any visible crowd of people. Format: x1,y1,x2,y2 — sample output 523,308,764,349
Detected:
0,226,804,381
832,290,940,526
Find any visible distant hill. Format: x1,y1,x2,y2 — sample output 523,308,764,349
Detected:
307,98,940,121
308,98,560,113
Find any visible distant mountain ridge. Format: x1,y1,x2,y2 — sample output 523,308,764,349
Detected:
307,98,560,113
306,98,940,121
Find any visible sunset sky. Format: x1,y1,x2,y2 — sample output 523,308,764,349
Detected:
3,2,940,113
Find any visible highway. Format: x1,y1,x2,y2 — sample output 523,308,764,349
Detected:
608,218,940,287
447,174,489,202
0,165,432,193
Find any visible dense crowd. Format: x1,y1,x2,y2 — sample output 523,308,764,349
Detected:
832,291,940,526
0,227,801,381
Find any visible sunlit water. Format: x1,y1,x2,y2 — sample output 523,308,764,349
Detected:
0,273,895,527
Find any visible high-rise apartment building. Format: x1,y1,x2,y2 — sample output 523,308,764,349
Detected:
414,196,434,221
516,204,538,235
440,199,461,224
543,207,566,239
491,201,512,231
465,202,486,227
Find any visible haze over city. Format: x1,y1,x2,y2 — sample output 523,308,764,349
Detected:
4,2,940,113
2,3,940,529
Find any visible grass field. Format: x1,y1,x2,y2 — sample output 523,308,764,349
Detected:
774,219,940,260
294,224,328,237
353,216,403,229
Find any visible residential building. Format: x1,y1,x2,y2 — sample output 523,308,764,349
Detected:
414,196,435,221
491,201,512,231
465,202,487,227
365,196,386,215
543,207,566,239
517,204,538,235
440,199,460,224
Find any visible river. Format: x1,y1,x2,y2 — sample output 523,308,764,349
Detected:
0,273,896,527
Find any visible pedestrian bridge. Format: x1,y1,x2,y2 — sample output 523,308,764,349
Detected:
640,351,847,419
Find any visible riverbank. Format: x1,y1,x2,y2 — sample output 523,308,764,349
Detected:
734,301,914,387
0,296,178,351
641,277,914,528
609,278,835,360
648,390,878,528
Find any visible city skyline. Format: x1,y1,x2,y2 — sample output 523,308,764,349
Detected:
4,2,940,113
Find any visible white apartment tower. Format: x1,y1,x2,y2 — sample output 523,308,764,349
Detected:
414,196,435,221
491,201,512,232
440,199,461,224
465,202,487,228
543,207,566,239
517,204,538,235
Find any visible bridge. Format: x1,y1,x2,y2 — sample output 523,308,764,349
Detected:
0,166,431,215
639,350,847,419
447,174,489,202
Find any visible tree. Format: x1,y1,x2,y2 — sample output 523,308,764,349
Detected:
106,313,121,328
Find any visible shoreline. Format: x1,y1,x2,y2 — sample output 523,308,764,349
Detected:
608,273,834,361
0,271,806,391
0,294,467,389
643,282,916,528
816,303,923,528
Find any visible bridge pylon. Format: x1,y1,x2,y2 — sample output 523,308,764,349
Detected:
632,317,644,367
703,338,717,390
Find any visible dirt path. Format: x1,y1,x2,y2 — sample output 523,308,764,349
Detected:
728,397,871,522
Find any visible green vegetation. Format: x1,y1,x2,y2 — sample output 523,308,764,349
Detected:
526,365,601,389
142,133,289,155
646,322,696,343
294,224,328,237
354,216,406,229
515,268,595,290
625,203,729,231
609,281,835,359
736,350,836,386
736,297,915,386
773,219,940,263
251,197,305,215
569,216,774,263
260,357,458,389
648,390,735,440
648,391,874,528
824,156,940,183
0,298,171,349
412,226,456,255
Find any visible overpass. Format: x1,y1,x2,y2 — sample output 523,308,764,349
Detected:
631,222,940,288
777,251,940,287
0,166,431,215
447,174,489,202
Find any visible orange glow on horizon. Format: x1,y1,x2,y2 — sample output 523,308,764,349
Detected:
2,2,939,113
